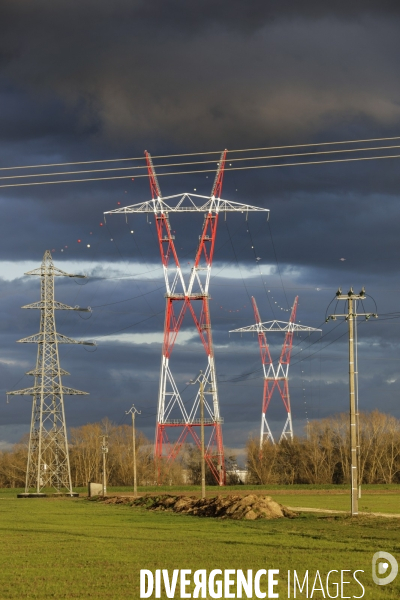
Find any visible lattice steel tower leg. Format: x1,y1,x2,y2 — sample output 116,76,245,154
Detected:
105,151,269,486
7,251,94,496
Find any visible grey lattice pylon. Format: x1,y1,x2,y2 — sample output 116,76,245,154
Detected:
7,250,95,495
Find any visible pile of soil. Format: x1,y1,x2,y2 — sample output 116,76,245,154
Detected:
92,493,297,520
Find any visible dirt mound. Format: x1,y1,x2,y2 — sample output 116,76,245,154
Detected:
93,494,297,520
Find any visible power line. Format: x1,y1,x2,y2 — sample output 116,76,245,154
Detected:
214,310,400,386
2,151,400,189
3,143,400,182
244,220,282,314
225,135,400,155
2,134,400,172
90,285,165,308
267,221,290,309
222,319,347,383
93,310,165,340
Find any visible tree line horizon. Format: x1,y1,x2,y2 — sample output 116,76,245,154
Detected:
0,410,399,488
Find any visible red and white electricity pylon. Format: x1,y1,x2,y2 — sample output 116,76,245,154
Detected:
230,296,320,448
105,151,269,485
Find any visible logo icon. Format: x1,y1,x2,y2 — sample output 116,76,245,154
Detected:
372,551,398,585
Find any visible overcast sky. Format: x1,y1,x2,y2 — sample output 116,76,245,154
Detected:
1,2,400,454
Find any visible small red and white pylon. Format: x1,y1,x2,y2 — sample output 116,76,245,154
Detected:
230,296,320,448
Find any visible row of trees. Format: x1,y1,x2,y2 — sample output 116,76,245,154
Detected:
247,411,400,484
0,420,156,489
0,411,399,487
0,419,215,488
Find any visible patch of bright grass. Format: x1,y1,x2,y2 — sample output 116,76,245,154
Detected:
0,496,399,599
272,493,400,514
1,483,399,498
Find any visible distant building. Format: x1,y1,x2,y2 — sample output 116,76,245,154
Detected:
226,468,248,484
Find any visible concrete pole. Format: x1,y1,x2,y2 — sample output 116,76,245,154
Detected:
200,378,206,500
348,296,358,516
132,411,137,497
328,287,377,517
126,405,141,494
102,435,107,497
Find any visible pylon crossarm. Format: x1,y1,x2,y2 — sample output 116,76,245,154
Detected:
104,193,270,216
58,386,89,395
17,332,95,345
7,386,89,396
26,367,69,376
7,387,37,396
25,265,86,279
160,418,222,425
230,321,320,333
22,301,91,311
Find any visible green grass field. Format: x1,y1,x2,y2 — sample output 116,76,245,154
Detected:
273,492,400,514
0,487,399,599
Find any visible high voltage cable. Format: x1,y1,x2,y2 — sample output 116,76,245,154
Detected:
221,305,398,384
221,314,366,383
287,306,397,360
2,152,400,189
90,285,165,308
288,314,400,368
92,310,165,340
222,135,400,155
2,134,400,172
2,143,400,182
267,221,290,309
221,326,348,383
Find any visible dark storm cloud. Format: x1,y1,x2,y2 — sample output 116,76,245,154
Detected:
1,1,400,150
0,2,400,446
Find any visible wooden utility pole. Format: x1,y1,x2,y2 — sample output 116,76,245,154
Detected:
327,287,377,517
126,405,141,496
